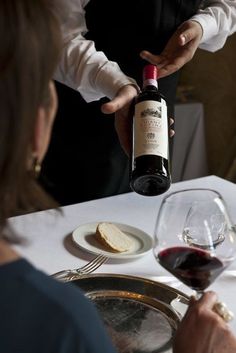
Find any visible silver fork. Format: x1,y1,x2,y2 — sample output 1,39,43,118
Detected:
52,254,108,282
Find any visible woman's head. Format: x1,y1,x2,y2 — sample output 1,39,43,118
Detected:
0,0,61,226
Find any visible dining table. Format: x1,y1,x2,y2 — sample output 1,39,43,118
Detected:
11,175,236,337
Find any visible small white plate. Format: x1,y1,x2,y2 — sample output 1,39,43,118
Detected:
72,222,153,259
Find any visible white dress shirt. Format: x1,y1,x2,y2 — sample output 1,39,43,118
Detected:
54,0,236,102
192,0,236,51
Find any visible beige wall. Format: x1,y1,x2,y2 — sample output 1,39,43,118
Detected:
179,33,236,182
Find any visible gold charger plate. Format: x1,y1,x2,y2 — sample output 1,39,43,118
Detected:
72,274,189,353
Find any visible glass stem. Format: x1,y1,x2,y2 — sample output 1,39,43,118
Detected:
195,290,204,300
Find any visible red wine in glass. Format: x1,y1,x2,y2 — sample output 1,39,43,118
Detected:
154,188,236,320
158,246,225,292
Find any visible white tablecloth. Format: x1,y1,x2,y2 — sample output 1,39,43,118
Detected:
172,102,209,182
11,175,236,334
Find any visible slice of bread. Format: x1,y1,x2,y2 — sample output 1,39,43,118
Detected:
96,222,134,252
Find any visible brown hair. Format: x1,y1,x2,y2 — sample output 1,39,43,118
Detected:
0,0,61,231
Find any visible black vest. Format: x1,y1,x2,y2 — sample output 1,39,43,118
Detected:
43,0,202,204
85,0,202,109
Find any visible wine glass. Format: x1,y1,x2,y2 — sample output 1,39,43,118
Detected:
153,188,236,304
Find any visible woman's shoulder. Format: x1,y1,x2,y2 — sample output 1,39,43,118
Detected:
23,261,116,352
1,258,116,353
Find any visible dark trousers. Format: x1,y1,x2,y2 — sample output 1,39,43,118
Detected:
40,82,131,205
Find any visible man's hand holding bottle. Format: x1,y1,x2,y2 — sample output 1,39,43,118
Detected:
101,85,174,156
99,21,202,156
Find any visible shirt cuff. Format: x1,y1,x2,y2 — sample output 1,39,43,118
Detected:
94,61,140,100
190,13,218,44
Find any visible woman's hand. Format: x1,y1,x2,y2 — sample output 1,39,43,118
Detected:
173,291,236,353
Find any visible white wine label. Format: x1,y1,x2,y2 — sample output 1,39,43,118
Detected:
133,100,168,159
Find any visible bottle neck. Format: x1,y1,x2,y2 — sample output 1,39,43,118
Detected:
143,78,158,90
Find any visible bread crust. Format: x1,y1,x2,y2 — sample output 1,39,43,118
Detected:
95,222,133,252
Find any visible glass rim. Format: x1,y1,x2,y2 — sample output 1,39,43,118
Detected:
162,188,223,204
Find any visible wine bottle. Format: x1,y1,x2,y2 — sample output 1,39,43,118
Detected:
130,64,171,196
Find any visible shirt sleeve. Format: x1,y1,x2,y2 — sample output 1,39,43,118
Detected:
190,0,236,52
53,0,138,102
